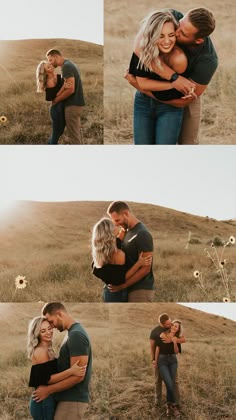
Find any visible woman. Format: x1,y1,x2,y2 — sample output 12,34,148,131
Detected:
36,61,65,144
27,316,86,420
154,320,183,418
128,10,191,145
91,217,151,302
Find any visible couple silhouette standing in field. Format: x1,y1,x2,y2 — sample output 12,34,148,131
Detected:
28,302,92,420
91,201,155,303
126,7,218,145
150,313,186,418
36,49,85,145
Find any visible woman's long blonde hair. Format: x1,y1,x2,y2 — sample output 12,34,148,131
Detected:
27,316,51,359
138,9,178,72
36,61,48,92
92,217,117,268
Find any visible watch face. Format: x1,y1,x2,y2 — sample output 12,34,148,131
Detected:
171,73,178,82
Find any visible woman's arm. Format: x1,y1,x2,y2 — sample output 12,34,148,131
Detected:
48,362,87,384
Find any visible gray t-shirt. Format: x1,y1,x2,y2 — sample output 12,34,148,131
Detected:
55,322,92,402
122,222,154,291
62,59,85,107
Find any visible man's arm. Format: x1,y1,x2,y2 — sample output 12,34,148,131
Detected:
108,251,153,292
150,339,156,363
32,355,88,402
52,77,75,104
161,335,186,344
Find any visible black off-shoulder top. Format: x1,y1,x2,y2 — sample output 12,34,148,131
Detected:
29,359,58,388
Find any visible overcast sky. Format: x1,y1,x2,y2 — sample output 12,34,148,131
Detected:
180,303,236,322
0,0,103,45
2,146,236,220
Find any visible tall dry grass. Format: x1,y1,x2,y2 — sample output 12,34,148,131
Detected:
0,39,103,144
104,0,236,144
0,201,235,303
108,303,236,419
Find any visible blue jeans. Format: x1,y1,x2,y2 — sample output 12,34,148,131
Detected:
158,354,178,404
134,91,183,145
103,285,128,302
48,103,65,144
29,395,56,420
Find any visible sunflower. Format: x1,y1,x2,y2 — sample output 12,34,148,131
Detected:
193,270,200,278
15,275,27,289
223,297,230,303
0,116,7,124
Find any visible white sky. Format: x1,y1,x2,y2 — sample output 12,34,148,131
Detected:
179,303,236,322
0,0,103,45
1,146,236,220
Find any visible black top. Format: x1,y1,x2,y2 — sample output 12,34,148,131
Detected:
45,75,64,101
92,259,130,285
29,359,58,388
129,52,185,101
155,336,181,354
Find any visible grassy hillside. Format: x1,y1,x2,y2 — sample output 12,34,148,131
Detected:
0,38,103,144
104,0,236,144
0,303,235,419
0,201,235,302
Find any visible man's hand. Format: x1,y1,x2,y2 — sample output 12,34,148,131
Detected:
161,336,173,344
152,360,157,368
172,75,196,95
32,385,50,402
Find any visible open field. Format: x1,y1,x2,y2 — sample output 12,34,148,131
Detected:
0,201,235,302
0,303,109,420
109,303,236,419
104,0,236,144
0,39,103,144
0,303,235,419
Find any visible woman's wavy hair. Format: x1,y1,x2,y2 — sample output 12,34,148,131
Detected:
172,319,184,337
92,217,117,268
27,316,47,359
36,60,48,92
138,9,178,72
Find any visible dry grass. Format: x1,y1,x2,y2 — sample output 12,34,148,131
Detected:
0,39,103,144
108,303,236,419
0,303,235,420
104,0,236,144
0,201,235,302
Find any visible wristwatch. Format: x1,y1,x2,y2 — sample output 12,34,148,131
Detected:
170,72,179,82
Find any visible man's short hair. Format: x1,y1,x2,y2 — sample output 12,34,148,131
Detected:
188,8,215,38
42,302,66,315
107,201,130,215
159,313,170,324
46,49,62,57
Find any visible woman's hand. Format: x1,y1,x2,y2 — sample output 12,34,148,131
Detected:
138,252,152,267
107,283,125,292
70,362,87,377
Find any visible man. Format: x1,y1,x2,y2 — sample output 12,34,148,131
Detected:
150,313,186,408
46,49,85,144
107,201,154,302
33,302,92,420
126,7,218,144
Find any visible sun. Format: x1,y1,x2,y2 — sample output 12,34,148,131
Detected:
0,199,17,217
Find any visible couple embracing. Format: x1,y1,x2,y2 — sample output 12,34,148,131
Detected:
92,201,155,303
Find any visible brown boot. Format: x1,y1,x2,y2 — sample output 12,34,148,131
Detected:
166,403,172,417
171,404,181,418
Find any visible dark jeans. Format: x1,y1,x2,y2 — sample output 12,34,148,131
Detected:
158,354,178,404
103,285,128,302
134,91,183,145
29,395,56,420
48,102,65,144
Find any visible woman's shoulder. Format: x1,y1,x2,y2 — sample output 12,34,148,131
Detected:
111,249,126,265
167,46,188,74
32,347,50,364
